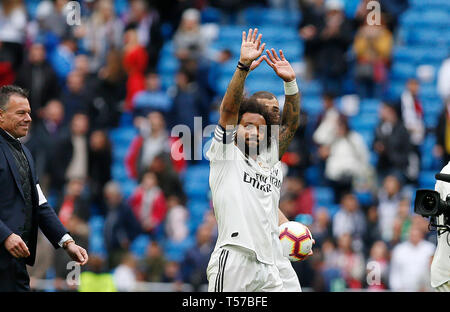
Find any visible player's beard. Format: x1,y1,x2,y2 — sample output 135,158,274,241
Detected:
244,139,260,158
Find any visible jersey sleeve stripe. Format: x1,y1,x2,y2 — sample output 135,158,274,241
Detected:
214,125,236,144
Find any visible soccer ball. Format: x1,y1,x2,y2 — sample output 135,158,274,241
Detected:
279,221,313,262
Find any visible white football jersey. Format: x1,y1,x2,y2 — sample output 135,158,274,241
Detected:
206,125,280,265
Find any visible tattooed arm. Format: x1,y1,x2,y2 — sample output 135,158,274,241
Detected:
263,49,301,160
279,92,301,159
218,28,266,129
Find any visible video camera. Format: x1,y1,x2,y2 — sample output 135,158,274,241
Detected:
414,173,450,233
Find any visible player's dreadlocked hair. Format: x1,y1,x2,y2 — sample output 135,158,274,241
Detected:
237,97,272,148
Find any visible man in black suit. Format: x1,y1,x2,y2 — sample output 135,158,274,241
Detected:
0,85,88,291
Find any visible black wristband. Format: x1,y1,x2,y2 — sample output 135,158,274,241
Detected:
237,61,250,72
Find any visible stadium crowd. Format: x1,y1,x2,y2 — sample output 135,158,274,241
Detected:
0,0,448,292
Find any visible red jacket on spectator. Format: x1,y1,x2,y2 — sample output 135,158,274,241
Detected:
129,186,167,233
125,135,186,180
123,45,148,111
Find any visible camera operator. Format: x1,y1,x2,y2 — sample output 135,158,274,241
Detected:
430,164,450,292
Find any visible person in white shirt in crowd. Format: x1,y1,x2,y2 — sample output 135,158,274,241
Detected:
318,114,370,202
113,252,138,292
400,78,425,155
332,193,366,253
164,195,189,243
437,56,450,100
377,175,403,242
389,225,435,291
313,92,340,147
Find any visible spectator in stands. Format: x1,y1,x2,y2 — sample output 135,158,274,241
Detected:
310,207,332,249
103,181,142,270
78,254,117,292
298,0,325,80
161,261,183,290
14,42,60,120
335,233,365,289
393,197,413,243
319,238,345,291
132,71,172,117
332,193,366,250
316,0,353,95
79,0,124,73
281,176,315,216
362,205,381,257
125,0,163,71
181,224,215,291
434,96,450,165
400,78,424,166
129,171,167,237
88,130,112,207
113,252,138,292
61,70,91,124
148,152,187,204
26,99,66,182
49,33,78,82
122,22,148,110
173,8,206,61
138,241,166,282
437,56,450,100
37,0,71,39
282,109,311,177
126,111,171,181
376,175,403,243
389,225,435,291
54,178,90,290
318,115,371,202
0,0,27,71
165,196,189,243
373,101,412,182
88,48,126,129
168,69,210,162
50,113,90,200
365,240,389,290
313,92,340,147
353,13,393,99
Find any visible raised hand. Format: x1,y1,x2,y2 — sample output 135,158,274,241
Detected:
264,49,296,82
240,28,266,66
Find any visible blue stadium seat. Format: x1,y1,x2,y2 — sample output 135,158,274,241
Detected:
355,191,373,207
419,171,437,189
114,0,129,16
305,165,321,186
157,56,179,75
163,236,195,262
109,127,137,145
120,180,138,199
130,234,151,259
390,62,415,80
326,204,340,219
112,163,128,181
349,114,378,131
358,129,375,147
314,187,335,206
359,98,380,115
299,96,322,116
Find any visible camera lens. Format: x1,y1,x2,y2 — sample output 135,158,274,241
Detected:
422,194,436,212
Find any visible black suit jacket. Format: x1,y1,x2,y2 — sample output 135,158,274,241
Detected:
0,133,68,268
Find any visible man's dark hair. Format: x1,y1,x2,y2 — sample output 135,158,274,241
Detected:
237,97,272,147
249,91,279,125
249,91,277,102
0,85,28,110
